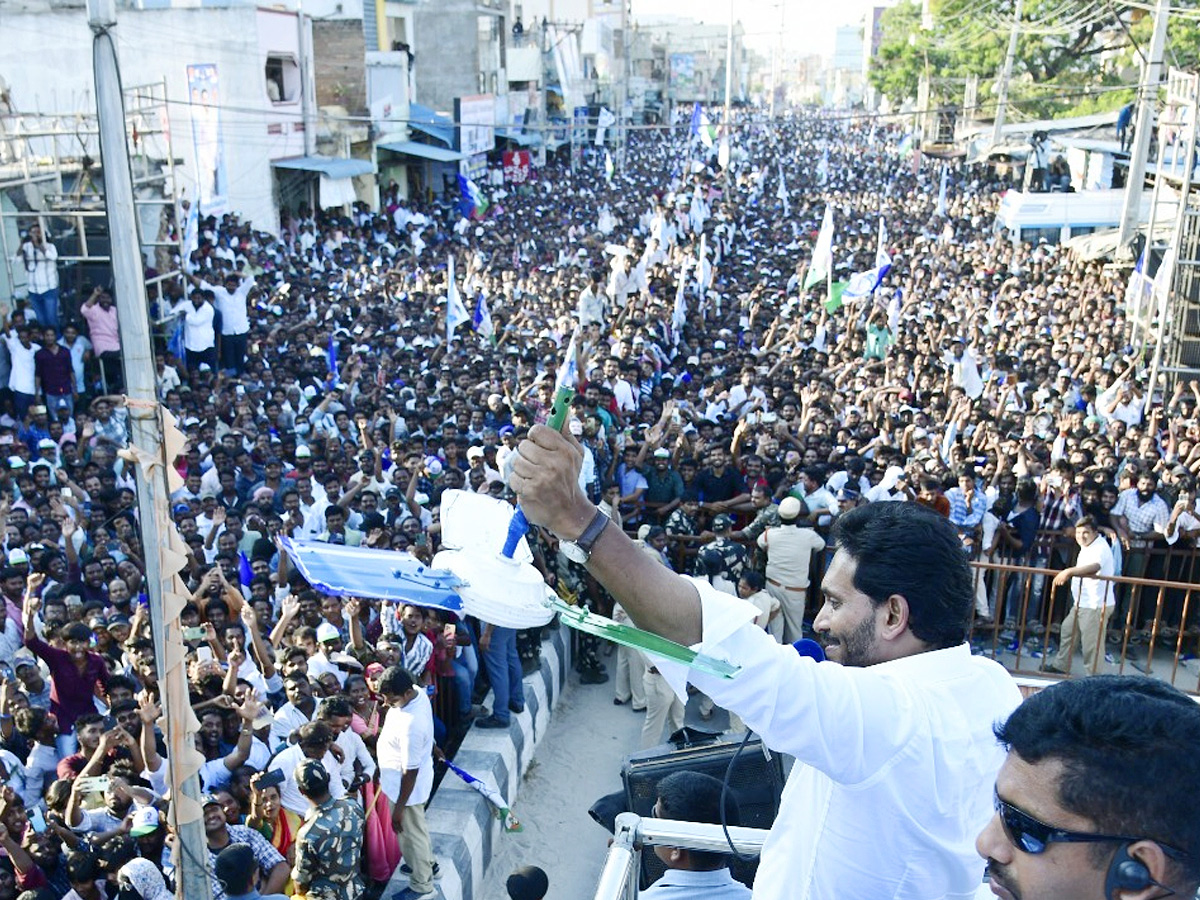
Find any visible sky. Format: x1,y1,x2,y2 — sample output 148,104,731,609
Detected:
630,0,879,57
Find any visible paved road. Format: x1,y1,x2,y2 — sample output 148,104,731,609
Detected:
474,652,730,900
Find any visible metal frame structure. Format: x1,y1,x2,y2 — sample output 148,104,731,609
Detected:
0,78,185,316
1140,68,1200,396
592,813,768,900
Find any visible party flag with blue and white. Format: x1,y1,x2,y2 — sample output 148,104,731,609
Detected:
843,218,893,302
887,287,903,334
456,174,488,219
935,166,949,217
473,292,494,342
445,255,470,344
556,326,580,390
327,333,339,379
443,759,523,832
238,552,254,587
604,149,615,183
690,102,701,137
693,234,712,297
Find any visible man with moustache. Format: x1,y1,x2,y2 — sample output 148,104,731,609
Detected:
977,676,1200,900
509,423,1022,900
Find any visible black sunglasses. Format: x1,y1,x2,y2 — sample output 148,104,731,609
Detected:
996,795,1187,860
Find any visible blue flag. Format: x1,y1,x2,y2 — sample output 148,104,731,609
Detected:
327,333,339,379
238,552,253,587
690,101,701,136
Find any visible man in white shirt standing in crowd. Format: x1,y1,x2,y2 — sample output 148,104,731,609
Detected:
16,224,59,331
1046,515,1115,676
174,288,218,373
377,666,437,900
1,313,41,421
510,424,1022,900
191,271,254,376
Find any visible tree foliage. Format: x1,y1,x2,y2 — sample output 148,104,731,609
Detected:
869,0,1200,120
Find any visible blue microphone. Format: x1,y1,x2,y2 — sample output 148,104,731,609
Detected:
792,638,826,662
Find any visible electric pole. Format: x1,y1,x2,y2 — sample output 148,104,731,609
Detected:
1118,0,1169,249
87,2,213,899
990,0,1024,150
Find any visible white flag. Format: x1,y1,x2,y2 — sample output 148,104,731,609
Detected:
803,205,834,290
776,163,790,218
445,255,470,344
935,166,948,217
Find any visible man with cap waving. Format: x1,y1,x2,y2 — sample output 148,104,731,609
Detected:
757,497,825,644
291,759,365,900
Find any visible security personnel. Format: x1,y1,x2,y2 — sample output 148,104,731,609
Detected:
696,513,746,594
757,496,826,643
291,759,366,900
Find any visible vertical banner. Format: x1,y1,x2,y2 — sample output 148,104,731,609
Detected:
186,64,228,215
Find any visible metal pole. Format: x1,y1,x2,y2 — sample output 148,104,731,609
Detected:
1130,147,1165,355
1118,0,1169,249
87,3,213,900
721,0,733,188
1145,89,1198,414
990,0,1024,150
297,0,315,157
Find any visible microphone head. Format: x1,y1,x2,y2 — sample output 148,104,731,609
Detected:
792,638,825,662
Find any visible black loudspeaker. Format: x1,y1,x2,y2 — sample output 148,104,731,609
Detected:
621,732,785,891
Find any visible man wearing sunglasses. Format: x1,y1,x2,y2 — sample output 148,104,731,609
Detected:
512,430,1024,900
978,675,1200,900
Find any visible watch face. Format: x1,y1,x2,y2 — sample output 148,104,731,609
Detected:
561,541,588,564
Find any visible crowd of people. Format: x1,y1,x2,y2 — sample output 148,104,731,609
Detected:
0,106,1196,900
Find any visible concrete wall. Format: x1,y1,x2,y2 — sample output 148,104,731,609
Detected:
412,0,484,113
0,6,307,232
315,18,369,115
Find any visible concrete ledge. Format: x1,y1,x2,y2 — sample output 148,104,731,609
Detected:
385,625,572,900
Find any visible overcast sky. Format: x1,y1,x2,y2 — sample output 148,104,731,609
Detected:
630,0,878,57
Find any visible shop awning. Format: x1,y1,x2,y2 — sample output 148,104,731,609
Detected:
497,128,541,147
271,155,375,178
408,102,455,147
378,140,466,163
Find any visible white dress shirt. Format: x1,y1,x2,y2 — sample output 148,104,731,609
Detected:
377,690,434,807
662,578,1022,900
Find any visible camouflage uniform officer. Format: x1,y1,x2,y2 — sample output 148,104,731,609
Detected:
694,513,747,593
291,759,365,900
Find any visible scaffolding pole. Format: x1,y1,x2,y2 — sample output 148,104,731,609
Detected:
86,3,212,900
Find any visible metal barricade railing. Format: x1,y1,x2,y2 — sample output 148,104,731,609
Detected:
967,558,1200,694
593,813,769,900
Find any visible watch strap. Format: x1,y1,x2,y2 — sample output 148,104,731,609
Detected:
574,508,611,554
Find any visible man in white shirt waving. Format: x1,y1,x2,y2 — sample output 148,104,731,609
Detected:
510,424,1022,900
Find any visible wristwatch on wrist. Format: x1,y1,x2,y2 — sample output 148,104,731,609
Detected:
560,508,610,564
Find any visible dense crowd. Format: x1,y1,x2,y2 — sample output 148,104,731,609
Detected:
0,108,1194,900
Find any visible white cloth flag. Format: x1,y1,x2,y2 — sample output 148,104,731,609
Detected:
445,255,470,344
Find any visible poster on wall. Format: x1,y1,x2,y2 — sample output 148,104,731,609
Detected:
456,94,496,157
669,53,697,101
502,150,531,184
186,64,229,215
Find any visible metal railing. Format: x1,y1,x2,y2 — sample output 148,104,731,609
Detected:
593,813,768,900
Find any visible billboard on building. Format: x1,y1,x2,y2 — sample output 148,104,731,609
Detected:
456,94,495,157
186,64,228,215
503,150,532,184
670,53,698,100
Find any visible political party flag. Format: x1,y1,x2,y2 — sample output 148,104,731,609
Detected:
327,333,339,378
824,280,849,314
697,110,717,149
238,552,253,587
445,255,470,344
473,292,494,342
803,205,834,290
690,102,702,136
181,196,200,271
776,163,790,218
887,287,903,334
556,326,580,390
693,234,712,297
845,218,894,302
456,174,489,219
935,166,948,217
816,145,829,185
671,258,691,346
605,149,615,183
442,759,522,832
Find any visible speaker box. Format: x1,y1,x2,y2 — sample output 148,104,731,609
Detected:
621,732,785,890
